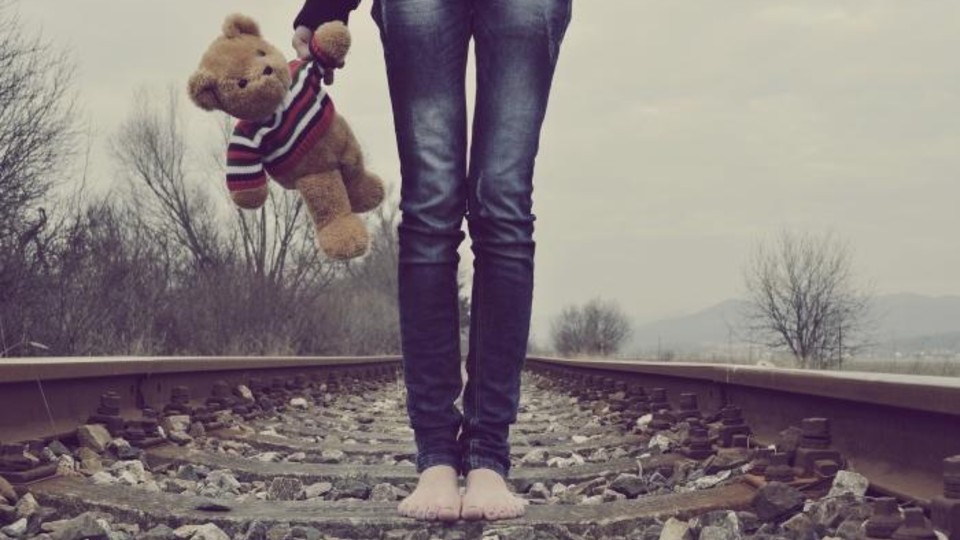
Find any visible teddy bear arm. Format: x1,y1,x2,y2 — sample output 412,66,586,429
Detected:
310,21,351,68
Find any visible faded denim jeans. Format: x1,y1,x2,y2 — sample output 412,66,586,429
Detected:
372,0,571,477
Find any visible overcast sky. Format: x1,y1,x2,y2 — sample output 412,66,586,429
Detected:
16,1,960,341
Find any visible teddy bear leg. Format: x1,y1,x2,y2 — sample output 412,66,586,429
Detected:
230,183,269,210
338,127,385,214
296,172,369,260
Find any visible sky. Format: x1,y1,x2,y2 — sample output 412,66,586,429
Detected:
15,1,960,342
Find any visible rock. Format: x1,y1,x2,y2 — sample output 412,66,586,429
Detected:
14,492,38,519
609,473,648,498
587,447,611,463
527,482,551,500
285,452,306,463
369,483,397,502
659,517,693,540
776,427,803,455
691,470,732,490
835,519,863,540
571,435,590,444
49,512,112,540
199,470,241,498
648,433,676,452
173,523,229,540
602,488,627,502
110,461,150,485
168,431,194,445
694,511,742,535
782,513,815,540
0,476,16,504
141,524,176,540
639,525,664,540
699,525,739,540
737,512,762,534
290,526,322,540
90,471,118,486
177,464,203,482
57,455,79,477
302,482,333,499
289,398,309,409
188,423,206,438
161,416,191,434
568,476,606,496
142,480,161,493
236,385,254,401
318,449,345,464
1,518,27,537
77,425,113,453
240,521,268,540
520,449,548,466
827,471,869,498
546,454,585,468
0,503,15,523
752,482,804,522
706,451,751,475
268,477,302,501
265,524,291,540
807,493,868,528
335,479,370,499
39,446,58,464
253,452,281,463
484,526,537,540
550,483,567,497
75,448,103,473
47,440,71,457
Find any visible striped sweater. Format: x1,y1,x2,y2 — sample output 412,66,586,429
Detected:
225,56,336,192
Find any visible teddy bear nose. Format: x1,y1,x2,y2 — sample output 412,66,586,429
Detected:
263,66,274,76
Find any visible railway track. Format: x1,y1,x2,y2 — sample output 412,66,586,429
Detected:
0,356,957,540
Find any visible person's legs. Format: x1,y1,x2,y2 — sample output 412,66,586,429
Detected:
371,0,472,522
459,0,572,522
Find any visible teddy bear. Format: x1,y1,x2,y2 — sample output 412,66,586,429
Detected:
187,14,384,260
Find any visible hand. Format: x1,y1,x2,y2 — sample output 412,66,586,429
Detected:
293,25,338,85
292,25,313,59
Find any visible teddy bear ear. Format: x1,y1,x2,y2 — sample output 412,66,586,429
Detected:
222,13,261,39
187,69,220,111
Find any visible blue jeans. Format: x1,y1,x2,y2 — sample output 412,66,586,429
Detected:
372,0,571,478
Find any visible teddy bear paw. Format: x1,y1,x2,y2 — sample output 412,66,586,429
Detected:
317,214,369,260
347,173,385,214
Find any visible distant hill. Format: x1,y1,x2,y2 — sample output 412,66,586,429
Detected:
629,299,747,354
628,293,960,355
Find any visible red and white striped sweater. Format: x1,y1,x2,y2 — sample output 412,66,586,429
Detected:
225,55,336,192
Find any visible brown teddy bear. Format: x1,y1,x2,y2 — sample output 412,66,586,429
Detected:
187,14,385,260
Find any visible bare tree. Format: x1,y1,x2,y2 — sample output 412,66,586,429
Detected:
0,2,76,240
743,230,872,369
551,298,632,357
112,88,224,268
0,1,78,355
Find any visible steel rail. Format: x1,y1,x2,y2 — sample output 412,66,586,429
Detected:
0,355,401,443
526,356,960,506
2,355,958,507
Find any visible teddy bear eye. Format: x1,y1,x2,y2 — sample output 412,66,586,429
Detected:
257,50,267,57
238,79,248,89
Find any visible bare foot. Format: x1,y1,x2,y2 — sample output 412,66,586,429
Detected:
461,468,527,521
397,465,461,522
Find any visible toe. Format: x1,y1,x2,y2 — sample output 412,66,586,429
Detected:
438,505,459,522
462,504,483,521
413,506,427,521
425,504,439,521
